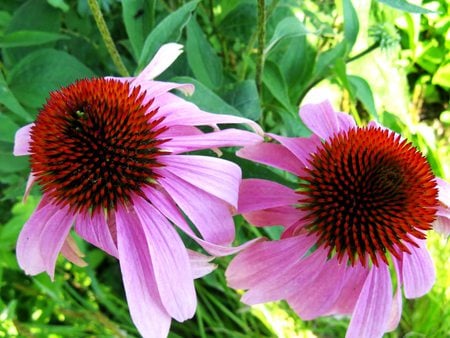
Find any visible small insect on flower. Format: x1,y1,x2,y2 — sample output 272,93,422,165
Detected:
14,43,263,338
226,100,450,338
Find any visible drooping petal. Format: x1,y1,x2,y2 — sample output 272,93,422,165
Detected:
267,133,322,166
402,240,435,298
159,154,241,208
60,234,87,267
163,129,262,154
436,177,450,205
236,142,304,175
75,211,119,258
16,197,74,279
386,259,403,332
14,123,34,156
133,197,196,322
299,101,356,140
187,250,216,279
143,186,261,256
346,264,393,338
157,171,235,245
433,215,450,236
238,179,299,213
136,43,184,81
244,205,303,227
22,173,36,202
115,205,171,338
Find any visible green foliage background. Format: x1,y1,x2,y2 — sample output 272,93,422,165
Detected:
0,0,448,337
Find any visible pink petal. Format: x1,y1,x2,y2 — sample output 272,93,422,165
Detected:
115,205,171,338
236,143,304,175
143,186,261,256
187,250,216,279
140,80,195,102
433,215,450,236
137,43,184,81
244,205,303,227
16,197,74,279
159,154,241,208
238,179,299,213
299,101,356,140
402,240,435,298
163,129,262,154
14,123,33,156
267,133,322,166
133,197,196,321
386,259,402,332
22,173,36,202
157,171,235,245
436,177,450,205
75,211,119,258
346,264,393,338
289,257,347,320
60,234,87,267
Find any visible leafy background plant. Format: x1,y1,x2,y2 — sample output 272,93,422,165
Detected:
0,0,448,337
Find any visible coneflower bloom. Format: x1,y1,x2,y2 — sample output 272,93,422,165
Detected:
14,43,263,338
226,101,450,338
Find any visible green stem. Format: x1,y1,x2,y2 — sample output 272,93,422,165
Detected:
87,0,129,77
255,0,266,95
347,42,380,63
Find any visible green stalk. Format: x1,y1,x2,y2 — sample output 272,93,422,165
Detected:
87,0,129,77
255,0,266,95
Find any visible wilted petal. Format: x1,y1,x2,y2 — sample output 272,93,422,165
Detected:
346,264,392,338
116,206,171,338
187,250,216,279
14,123,33,156
402,240,435,298
133,197,196,321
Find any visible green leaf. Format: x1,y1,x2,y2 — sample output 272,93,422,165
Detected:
264,17,308,55
171,76,243,117
186,19,223,89
263,61,296,113
348,75,378,120
0,151,29,173
313,41,348,81
122,0,155,60
0,30,69,48
47,0,70,12
0,73,33,121
224,80,261,120
343,0,359,50
377,0,433,14
7,48,95,109
137,0,199,71
0,114,20,143
432,63,450,88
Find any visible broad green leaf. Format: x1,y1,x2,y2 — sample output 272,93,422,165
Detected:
348,75,378,120
343,0,359,50
378,0,433,14
47,0,70,12
264,17,308,55
313,41,348,81
0,114,19,143
137,0,199,71
0,151,29,173
122,0,155,60
186,19,223,89
7,48,95,109
0,30,69,48
0,73,33,121
224,80,261,121
263,61,296,113
432,63,450,88
171,76,243,117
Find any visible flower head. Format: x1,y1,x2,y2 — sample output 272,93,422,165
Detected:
226,101,450,338
14,43,262,338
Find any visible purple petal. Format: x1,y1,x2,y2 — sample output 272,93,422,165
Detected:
60,234,87,267
236,143,304,175
158,171,235,245
244,205,303,227
137,43,184,81
16,197,74,279
22,173,36,202
267,133,322,166
386,260,402,332
187,250,216,279
75,211,119,258
133,197,196,321
164,129,262,154
115,205,171,338
402,240,435,298
346,264,393,338
433,215,450,236
299,101,356,140
14,123,33,156
238,179,299,213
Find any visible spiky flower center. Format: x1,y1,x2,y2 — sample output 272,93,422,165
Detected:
30,78,168,213
299,126,438,267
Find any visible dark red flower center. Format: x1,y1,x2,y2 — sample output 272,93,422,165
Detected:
299,126,438,267
30,78,168,214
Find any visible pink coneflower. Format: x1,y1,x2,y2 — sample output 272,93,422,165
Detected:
226,101,450,337
14,43,262,338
